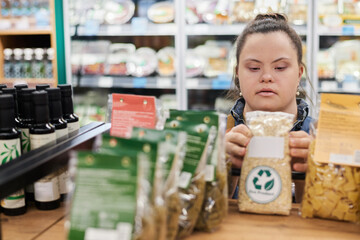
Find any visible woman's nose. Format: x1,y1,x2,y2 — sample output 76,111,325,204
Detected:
261,71,274,83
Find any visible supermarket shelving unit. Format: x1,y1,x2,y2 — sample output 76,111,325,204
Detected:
0,0,67,87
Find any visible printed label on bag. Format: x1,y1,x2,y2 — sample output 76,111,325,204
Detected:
315,94,360,167
245,166,282,204
247,136,284,159
1,189,25,209
20,128,31,153
0,138,21,165
30,132,56,150
34,176,60,202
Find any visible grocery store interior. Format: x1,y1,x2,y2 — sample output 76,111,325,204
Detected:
0,0,360,240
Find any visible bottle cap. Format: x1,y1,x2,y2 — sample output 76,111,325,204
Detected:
18,88,36,119
36,84,50,91
32,91,50,124
0,94,15,129
46,88,63,120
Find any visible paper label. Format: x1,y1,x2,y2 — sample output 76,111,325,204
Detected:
30,132,56,150
205,164,215,182
56,128,69,142
110,94,157,138
34,176,60,202
68,121,80,134
314,93,360,167
1,189,25,209
59,169,70,195
0,138,21,165
20,128,31,153
247,136,285,159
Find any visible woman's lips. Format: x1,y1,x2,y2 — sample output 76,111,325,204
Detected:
256,89,276,96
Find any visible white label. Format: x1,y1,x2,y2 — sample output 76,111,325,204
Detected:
34,176,60,202
0,138,21,165
342,82,358,92
1,189,25,209
178,171,192,189
116,223,132,240
85,228,118,240
156,78,172,88
247,136,284,159
30,132,56,150
186,79,199,88
20,128,31,153
245,166,282,204
56,128,69,142
59,170,70,194
68,121,80,134
330,153,357,166
205,164,215,182
98,76,114,88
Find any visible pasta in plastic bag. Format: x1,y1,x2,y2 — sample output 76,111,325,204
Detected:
238,111,294,215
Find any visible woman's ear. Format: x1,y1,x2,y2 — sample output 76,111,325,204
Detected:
298,65,304,80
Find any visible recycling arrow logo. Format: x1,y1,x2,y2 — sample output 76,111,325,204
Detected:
245,166,282,204
252,169,274,191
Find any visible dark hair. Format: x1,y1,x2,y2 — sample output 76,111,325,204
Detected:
227,13,309,100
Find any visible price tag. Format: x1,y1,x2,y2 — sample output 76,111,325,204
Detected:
98,76,113,88
186,79,199,88
212,79,231,89
84,20,100,36
342,81,358,92
133,77,147,88
131,17,148,34
156,78,172,88
342,25,355,35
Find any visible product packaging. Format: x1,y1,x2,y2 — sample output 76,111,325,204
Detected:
165,110,217,238
99,135,167,240
301,94,360,223
105,43,136,75
132,128,187,240
238,111,294,215
67,151,149,240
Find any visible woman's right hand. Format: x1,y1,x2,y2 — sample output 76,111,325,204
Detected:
225,124,252,168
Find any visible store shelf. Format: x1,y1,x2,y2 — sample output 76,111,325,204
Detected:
1,78,56,88
185,24,307,36
0,28,52,35
186,76,232,90
318,25,360,36
0,121,111,199
73,23,177,36
74,75,176,89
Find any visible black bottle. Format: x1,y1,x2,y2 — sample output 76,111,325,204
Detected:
2,88,19,125
46,88,69,201
58,84,79,136
36,84,50,91
30,91,60,210
0,94,26,216
18,88,36,201
0,84,7,90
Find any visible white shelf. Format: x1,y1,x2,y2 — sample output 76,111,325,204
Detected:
73,75,176,89
185,24,307,36
186,77,232,90
318,25,360,36
74,23,177,36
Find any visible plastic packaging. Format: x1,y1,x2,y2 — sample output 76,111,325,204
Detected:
147,1,174,23
238,111,294,215
126,47,157,77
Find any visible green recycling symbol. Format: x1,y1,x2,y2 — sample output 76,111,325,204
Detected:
252,169,274,191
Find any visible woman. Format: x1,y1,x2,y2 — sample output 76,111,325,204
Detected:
225,13,313,197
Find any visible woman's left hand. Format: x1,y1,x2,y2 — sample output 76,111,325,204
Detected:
289,131,313,172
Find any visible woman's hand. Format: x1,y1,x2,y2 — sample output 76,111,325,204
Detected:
225,124,252,168
289,131,313,172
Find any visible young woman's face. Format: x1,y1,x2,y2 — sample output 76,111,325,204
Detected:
237,31,303,113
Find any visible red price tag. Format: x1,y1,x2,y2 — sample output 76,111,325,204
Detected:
110,94,157,138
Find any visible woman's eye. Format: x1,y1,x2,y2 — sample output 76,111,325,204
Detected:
249,67,260,71
275,66,286,70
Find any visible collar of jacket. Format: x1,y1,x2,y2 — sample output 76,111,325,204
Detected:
230,97,309,131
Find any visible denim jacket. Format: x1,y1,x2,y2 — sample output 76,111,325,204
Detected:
229,97,312,177
230,97,312,133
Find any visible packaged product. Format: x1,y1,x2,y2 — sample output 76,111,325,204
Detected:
229,0,255,23
285,0,307,25
132,128,187,240
81,41,110,75
104,0,135,25
165,111,216,238
99,136,166,240
105,43,136,75
157,46,176,77
301,93,360,223
126,47,157,77
147,1,174,23
186,49,206,78
238,111,294,215
67,151,150,240
110,94,157,138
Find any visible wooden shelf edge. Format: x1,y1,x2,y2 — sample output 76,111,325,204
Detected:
0,28,52,35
